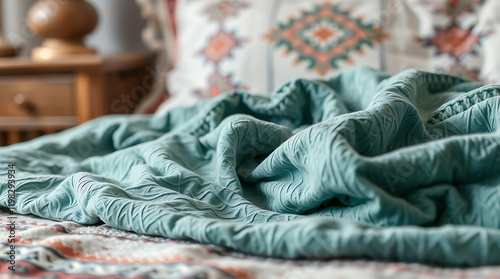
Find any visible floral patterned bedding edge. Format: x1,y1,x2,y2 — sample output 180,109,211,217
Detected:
2,209,500,279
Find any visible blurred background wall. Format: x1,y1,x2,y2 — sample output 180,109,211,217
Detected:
2,0,148,56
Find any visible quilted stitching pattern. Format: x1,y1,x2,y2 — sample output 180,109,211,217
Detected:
1,67,500,267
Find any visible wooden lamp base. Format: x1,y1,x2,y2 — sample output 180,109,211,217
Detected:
28,0,98,61
31,39,96,60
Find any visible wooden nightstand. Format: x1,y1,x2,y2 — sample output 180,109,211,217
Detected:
0,52,157,146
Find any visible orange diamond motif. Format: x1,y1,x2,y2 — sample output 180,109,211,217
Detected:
428,24,482,59
202,30,241,64
196,71,246,99
314,28,334,41
265,3,387,76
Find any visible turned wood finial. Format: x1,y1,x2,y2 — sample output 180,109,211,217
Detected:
28,0,99,60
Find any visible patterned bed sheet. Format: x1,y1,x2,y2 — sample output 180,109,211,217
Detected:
1,209,499,279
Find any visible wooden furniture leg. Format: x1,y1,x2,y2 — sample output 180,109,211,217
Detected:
7,131,22,145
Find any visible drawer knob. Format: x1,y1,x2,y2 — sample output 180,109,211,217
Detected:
14,94,36,114
14,94,26,106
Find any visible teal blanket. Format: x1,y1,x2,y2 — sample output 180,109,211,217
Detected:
1,68,500,267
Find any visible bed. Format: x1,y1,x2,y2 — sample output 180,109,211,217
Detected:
2,0,500,278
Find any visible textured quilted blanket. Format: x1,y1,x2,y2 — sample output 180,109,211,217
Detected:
1,67,500,267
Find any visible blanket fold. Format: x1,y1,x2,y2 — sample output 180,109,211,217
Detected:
1,67,500,267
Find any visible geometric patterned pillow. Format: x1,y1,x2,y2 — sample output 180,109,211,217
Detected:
389,0,498,83
156,0,500,115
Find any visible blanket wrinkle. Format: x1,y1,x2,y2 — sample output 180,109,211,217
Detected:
1,67,500,267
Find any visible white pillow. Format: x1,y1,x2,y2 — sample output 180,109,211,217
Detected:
156,0,499,115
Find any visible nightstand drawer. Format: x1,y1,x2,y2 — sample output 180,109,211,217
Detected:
0,75,76,117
